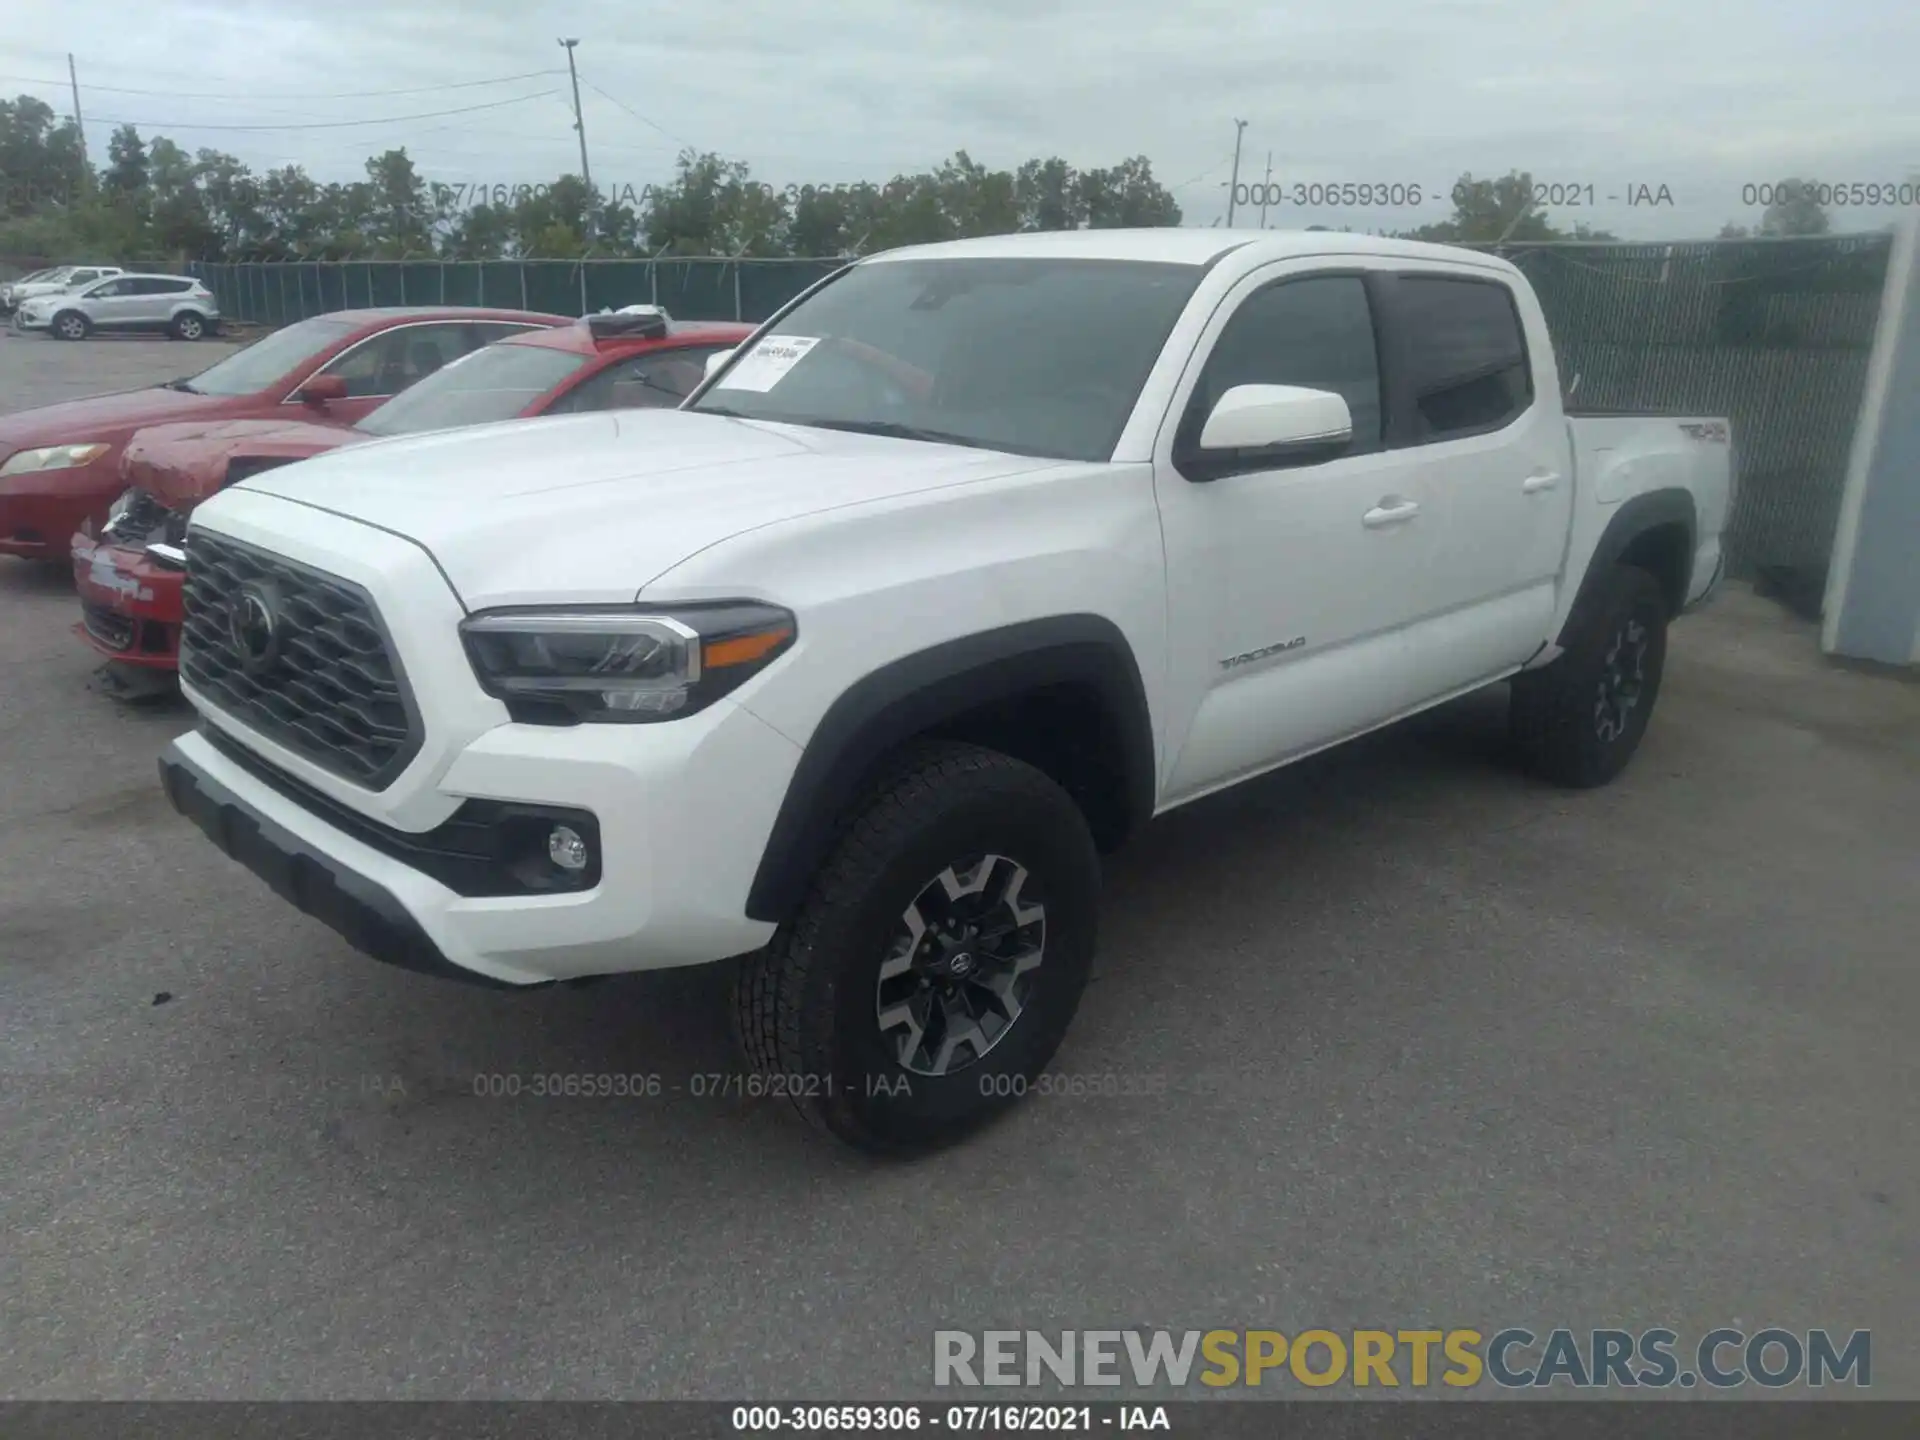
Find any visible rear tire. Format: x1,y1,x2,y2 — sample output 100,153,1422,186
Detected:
734,742,1101,1155
53,311,90,341
170,312,207,341
1510,563,1669,788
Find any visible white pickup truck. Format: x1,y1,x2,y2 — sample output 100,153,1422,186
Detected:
159,230,1732,1152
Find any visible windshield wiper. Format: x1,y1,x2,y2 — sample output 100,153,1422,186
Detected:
161,378,201,393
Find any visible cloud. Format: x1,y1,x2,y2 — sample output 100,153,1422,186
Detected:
2,0,1914,238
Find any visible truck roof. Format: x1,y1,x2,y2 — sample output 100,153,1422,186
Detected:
863,227,1518,275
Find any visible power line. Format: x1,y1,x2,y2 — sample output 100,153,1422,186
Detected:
85,90,563,132
1167,156,1234,192
0,68,567,100
582,78,694,149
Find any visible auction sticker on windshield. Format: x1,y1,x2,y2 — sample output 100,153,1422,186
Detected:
716,335,822,391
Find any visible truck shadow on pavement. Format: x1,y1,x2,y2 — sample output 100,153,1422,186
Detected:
282,683,1535,1177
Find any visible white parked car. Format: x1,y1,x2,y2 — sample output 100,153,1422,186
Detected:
159,229,1733,1152
12,273,219,340
1,264,124,315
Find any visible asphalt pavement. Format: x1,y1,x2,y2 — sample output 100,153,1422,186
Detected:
2,329,1916,1399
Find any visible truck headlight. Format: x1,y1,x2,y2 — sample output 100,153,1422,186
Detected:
0,442,110,476
460,602,796,724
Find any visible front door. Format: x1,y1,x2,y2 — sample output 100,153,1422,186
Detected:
81,278,143,330
1153,266,1448,803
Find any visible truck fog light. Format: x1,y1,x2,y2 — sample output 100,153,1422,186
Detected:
547,825,591,873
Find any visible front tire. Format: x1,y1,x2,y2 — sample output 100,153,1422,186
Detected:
1510,563,1670,788
53,311,90,341
734,742,1101,1154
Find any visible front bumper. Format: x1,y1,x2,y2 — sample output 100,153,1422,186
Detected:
0,458,122,558
71,533,185,666
9,310,51,333
160,738,514,989
160,693,797,986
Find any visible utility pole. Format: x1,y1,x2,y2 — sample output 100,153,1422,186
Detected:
1225,118,1248,227
68,53,90,177
558,39,595,240
1259,151,1273,229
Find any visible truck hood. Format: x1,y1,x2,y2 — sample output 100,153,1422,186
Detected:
121,418,360,512
221,408,1060,609
0,387,234,458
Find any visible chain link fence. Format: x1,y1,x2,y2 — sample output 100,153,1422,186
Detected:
1493,235,1891,580
185,256,845,329
184,237,1896,580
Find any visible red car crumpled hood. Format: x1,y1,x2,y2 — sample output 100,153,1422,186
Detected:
120,418,364,511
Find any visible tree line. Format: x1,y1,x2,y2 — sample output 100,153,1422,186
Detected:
1,92,1833,266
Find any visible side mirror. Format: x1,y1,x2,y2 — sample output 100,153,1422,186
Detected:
704,348,737,381
296,374,349,406
1184,384,1354,480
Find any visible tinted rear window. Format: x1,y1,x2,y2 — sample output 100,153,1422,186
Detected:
1397,276,1532,438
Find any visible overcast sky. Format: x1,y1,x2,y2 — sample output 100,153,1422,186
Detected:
4,0,1918,240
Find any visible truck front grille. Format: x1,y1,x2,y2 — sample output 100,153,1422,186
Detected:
179,532,421,789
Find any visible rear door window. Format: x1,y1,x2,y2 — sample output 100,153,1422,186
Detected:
1393,276,1533,439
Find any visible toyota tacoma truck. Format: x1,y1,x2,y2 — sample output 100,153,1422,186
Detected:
157,230,1732,1153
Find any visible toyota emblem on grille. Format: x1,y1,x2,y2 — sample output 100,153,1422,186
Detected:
229,582,282,671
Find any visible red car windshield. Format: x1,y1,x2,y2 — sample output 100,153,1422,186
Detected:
180,316,359,397
354,344,590,437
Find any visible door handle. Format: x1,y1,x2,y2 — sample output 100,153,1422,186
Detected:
1522,472,1561,493
1362,498,1420,528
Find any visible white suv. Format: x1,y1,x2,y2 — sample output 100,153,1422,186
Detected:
159,229,1731,1152
1,264,123,314
13,273,219,340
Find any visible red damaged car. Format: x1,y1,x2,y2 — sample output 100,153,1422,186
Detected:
73,310,751,680
2,305,569,561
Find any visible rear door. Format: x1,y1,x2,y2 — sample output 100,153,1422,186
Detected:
127,277,178,327
145,277,196,325
1375,269,1570,664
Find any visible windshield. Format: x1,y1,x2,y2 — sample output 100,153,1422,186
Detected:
184,316,359,397
688,257,1202,462
356,343,588,436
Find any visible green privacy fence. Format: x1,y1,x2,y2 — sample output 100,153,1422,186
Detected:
188,237,1895,579
1493,235,1891,579
186,257,846,329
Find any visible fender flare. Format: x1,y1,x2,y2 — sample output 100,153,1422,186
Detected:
1562,487,1697,639
744,614,1157,924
